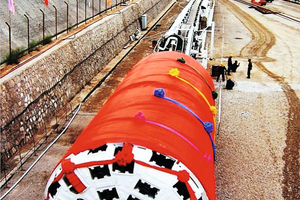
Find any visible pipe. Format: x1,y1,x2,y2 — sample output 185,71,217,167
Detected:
217,80,222,135
210,21,215,59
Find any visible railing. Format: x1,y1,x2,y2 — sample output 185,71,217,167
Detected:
0,103,82,200
1,0,129,65
0,100,75,189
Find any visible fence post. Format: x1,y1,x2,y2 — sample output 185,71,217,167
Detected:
5,22,11,62
32,124,38,155
99,0,101,15
76,0,79,28
64,1,69,33
18,147,25,171
44,121,47,139
2,163,10,189
85,0,87,23
1,127,10,188
92,0,94,19
53,5,58,39
24,14,30,54
40,9,45,45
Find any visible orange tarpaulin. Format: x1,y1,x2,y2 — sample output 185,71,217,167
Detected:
51,51,217,200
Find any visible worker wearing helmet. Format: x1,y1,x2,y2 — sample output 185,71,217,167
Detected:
225,76,235,90
216,63,226,82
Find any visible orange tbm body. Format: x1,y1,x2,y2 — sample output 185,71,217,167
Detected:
44,51,217,200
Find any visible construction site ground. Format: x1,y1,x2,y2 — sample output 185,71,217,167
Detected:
0,0,300,199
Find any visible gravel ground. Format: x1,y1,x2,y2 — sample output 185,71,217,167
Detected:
215,81,288,199
212,0,300,199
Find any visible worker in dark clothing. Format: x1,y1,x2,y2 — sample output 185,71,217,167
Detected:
232,60,240,72
227,54,233,75
216,63,226,82
247,59,252,79
225,76,235,89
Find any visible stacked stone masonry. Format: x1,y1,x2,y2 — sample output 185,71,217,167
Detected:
0,0,172,165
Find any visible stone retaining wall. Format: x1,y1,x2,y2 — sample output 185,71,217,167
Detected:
0,0,172,164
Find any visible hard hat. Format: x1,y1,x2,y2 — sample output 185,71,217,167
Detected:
228,76,232,79
221,63,225,66
229,53,233,56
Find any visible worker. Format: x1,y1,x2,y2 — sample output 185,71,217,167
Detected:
225,76,235,89
227,53,233,75
216,63,226,82
232,60,240,72
247,58,252,79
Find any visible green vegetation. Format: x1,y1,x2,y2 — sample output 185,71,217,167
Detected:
4,46,26,65
1,35,52,65
43,35,52,45
29,39,41,52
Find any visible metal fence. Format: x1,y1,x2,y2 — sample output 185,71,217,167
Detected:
1,0,129,64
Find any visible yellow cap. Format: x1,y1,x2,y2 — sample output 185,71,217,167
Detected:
229,53,233,56
221,63,225,66
228,76,232,79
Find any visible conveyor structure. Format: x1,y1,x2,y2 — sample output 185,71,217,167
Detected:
155,0,215,68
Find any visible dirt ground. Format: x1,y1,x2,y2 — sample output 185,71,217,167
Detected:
1,0,300,199
213,0,300,199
